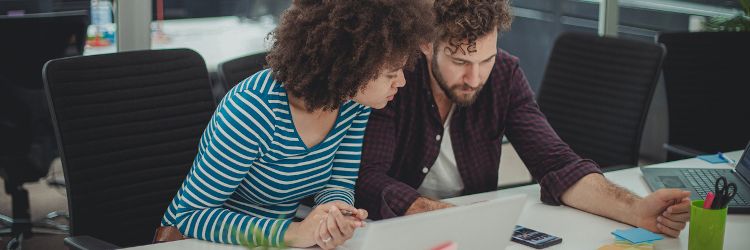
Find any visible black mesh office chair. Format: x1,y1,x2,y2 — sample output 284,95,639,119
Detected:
217,51,268,90
537,32,665,170
0,10,87,248
657,32,750,161
43,49,216,249
0,84,36,244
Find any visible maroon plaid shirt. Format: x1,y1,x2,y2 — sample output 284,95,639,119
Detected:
354,49,602,220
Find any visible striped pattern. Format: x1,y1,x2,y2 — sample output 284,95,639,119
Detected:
161,69,370,246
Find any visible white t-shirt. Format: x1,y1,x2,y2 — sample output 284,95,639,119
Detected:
417,106,465,199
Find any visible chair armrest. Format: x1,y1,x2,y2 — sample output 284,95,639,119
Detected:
64,235,119,250
662,143,706,158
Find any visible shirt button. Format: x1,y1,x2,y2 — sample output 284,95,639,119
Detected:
436,134,441,141
422,167,429,174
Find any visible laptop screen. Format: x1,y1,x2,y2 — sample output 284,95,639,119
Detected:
735,142,750,181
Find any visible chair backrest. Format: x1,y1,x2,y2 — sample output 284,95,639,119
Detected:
217,51,267,90
0,11,87,89
0,84,31,157
658,32,750,161
43,49,216,247
537,32,665,169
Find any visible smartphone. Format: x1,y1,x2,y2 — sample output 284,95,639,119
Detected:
511,225,562,249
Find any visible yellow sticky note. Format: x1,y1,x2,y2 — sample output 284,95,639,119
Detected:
597,242,654,250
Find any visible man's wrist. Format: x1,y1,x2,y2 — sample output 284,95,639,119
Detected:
630,197,647,228
561,173,645,227
405,197,453,215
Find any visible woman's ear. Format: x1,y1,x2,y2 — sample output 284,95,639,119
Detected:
419,42,434,58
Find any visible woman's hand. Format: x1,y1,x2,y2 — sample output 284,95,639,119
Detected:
284,202,367,248
314,205,367,249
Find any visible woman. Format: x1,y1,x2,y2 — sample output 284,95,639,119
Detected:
159,0,434,249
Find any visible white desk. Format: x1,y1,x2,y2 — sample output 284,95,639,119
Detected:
84,16,275,73
446,150,749,249
125,151,749,250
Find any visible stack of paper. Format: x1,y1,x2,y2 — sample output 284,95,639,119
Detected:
597,228,663,250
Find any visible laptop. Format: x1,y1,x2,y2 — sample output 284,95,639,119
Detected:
642,141,750,214
340,194,527,250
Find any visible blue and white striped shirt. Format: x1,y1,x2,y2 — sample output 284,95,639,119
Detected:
161,69,371,247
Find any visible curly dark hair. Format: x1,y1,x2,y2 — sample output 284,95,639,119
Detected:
266,0,435,111
434,0,513,55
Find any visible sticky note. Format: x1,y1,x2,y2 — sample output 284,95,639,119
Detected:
611,228,663,244
597,242,654,250
698,154,729,164
614,235,655,245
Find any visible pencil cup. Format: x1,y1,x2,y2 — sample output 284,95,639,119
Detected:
688,200,727,250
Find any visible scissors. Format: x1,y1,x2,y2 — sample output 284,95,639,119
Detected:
712,176,737,209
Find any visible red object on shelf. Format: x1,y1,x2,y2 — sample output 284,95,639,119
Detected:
87,36,110,47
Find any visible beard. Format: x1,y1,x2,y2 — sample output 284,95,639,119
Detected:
430,54,485,107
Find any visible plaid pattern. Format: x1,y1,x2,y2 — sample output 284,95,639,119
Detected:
355,50,603,219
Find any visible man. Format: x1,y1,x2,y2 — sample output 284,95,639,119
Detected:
355,0,691,237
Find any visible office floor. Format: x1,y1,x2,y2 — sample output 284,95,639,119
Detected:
0,158,68,250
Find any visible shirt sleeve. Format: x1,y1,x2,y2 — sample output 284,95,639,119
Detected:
162,90,291,247
355,103,421,219
314,106,371,205
503,62,603,206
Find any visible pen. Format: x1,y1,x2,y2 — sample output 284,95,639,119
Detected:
719,152,736,167
703,192,715,209
341,210,353,216
341,209,357,217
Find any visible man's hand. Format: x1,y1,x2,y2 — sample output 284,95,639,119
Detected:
633,189,691,237
562,174,692,238
405,197,454,215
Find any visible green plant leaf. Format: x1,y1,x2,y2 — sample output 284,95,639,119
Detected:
704,15,750,31
222,218,289,250
741,0,750,16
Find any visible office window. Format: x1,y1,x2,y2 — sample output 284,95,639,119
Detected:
675,0,743,8
147,0,292,69
500,0,602,92
616,0,746,41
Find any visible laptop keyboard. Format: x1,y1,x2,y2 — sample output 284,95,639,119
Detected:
680,169,750,206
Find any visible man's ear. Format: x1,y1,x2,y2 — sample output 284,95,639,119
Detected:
419,42,433,58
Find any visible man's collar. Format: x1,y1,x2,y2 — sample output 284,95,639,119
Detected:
416,54,432,91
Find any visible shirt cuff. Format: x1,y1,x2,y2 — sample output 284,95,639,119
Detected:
380,181,421,218
236,217,291,248
538,159,603,206
272,219,293,247
315,188,355,206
